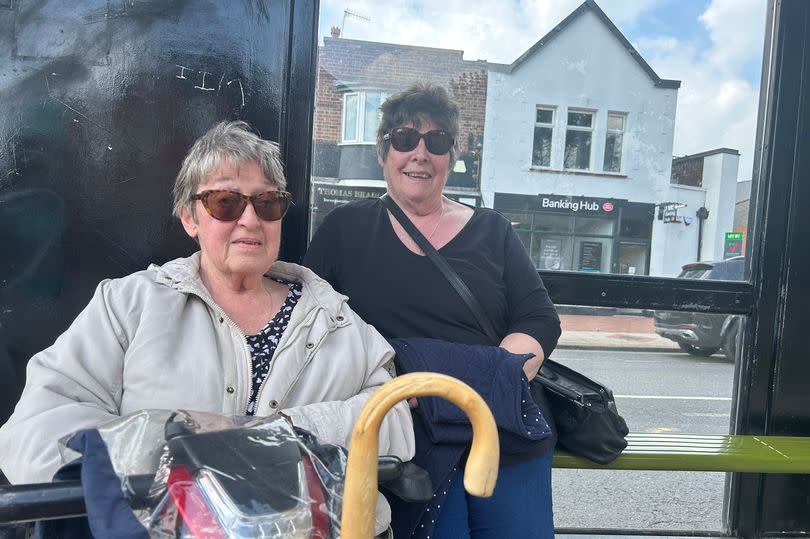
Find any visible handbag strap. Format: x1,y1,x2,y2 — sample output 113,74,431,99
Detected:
380,194,501,345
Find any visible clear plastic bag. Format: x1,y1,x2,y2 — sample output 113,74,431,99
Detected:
60,409,347,538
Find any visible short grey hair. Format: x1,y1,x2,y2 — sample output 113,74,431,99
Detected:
376,83,459,165
172,120,287,218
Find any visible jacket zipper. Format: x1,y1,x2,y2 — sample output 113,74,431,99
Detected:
216,306,252,413
179,285,253,413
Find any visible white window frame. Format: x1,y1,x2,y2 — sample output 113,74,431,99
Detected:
531,106,555,168
603,112,627,173
341,90,386,144
564,108,595,171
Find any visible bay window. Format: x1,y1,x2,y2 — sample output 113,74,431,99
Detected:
342,91,385,143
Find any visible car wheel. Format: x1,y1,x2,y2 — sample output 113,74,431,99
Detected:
678,342,720,356
723,324,739,362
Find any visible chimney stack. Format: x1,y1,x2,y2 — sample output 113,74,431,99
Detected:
330,25,341,38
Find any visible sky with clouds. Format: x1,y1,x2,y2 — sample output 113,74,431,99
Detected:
317,0,767,182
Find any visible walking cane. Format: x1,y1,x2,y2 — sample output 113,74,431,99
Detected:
341,372,500,539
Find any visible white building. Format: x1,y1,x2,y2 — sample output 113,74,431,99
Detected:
480,0,738,276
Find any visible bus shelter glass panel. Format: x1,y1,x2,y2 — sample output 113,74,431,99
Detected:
554,305,747,531
308,0,766,534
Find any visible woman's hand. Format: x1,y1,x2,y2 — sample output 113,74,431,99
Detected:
520,355,544,380
499,332,545,380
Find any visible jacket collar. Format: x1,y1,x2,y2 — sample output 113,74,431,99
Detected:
150,252,347,317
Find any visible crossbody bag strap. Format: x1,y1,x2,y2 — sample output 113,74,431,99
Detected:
380,194,501,345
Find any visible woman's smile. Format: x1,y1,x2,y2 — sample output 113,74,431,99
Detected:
403,171,433,180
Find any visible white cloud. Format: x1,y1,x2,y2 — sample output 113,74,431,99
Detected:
699,0,768,73
634,0,766,180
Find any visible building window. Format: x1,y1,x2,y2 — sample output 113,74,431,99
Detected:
532,107,554,167
564,110,593,170
604,112,626,173
342,91,385,143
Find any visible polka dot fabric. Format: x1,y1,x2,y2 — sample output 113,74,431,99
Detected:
245,279,302,415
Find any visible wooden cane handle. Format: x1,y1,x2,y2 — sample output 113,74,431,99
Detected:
340,372,500,539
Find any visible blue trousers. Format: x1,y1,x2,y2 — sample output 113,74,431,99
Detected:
430,450,554,539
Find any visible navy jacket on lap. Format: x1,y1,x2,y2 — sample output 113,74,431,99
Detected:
387,338,552,539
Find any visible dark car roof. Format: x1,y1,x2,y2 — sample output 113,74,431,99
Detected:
679,257,744,280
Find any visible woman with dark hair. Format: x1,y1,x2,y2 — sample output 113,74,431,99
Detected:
305,84,561,538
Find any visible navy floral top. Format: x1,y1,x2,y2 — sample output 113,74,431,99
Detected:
245,279,303,415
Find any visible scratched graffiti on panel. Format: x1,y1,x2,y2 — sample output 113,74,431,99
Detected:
175,64,247,107
1,132,20,180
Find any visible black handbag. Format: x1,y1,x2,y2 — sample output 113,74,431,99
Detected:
381,194,629,464
535,359,628,464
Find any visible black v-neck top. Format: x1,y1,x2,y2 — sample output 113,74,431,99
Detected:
304,198,560,354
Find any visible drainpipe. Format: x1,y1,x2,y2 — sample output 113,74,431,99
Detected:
696,207,710,261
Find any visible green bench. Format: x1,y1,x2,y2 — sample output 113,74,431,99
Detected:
552,432,810,474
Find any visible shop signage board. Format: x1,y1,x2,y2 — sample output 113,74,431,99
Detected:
540,238,563,270
493,192,623,215
313,184,482,212
538,194,620,216
312,185,386,210
724,231,744,259
579,241,603,272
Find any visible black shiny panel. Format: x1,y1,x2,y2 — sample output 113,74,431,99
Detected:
540,271,754,314
276,0,319,264
0,0,299,424
729,0,810,535
755,0,810,532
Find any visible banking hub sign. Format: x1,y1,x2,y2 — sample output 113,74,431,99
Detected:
538,194,621,216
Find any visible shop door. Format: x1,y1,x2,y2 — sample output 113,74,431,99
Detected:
617,241,649,275
0,1,318,424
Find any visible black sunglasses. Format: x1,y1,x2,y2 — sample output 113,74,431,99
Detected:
190,190,292,222
383,127,455,155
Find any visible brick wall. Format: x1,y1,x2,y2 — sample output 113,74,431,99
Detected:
671,155,704,187
314,37,488,155
314,67,343,142
449,70,487,154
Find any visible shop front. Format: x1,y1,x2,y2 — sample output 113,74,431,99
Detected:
495,193,654,275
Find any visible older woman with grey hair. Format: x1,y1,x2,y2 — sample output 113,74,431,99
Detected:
0,120,414,534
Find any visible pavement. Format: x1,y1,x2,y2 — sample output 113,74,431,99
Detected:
557,314,679,352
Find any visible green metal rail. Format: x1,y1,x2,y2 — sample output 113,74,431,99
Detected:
552,433,810,473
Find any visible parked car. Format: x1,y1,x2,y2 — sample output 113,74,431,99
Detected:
654,257,744,361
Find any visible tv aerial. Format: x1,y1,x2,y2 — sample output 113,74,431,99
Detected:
341,8,370,36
